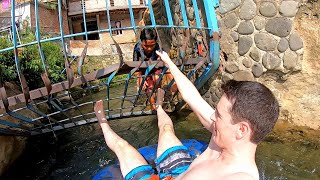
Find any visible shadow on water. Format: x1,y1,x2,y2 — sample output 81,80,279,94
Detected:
2,86,320,179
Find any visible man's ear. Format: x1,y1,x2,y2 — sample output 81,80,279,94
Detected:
236,121,250,140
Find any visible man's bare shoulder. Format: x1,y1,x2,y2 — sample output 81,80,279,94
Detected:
178,154,259,180
224,172,257,180
179,170,258,180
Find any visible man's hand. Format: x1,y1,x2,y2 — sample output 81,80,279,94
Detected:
156,50,215,132
156,50,171,65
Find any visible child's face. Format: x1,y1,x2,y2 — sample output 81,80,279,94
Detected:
141,40,157,55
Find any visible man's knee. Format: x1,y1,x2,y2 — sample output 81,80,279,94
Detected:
160,124,174,133
115,139,130,149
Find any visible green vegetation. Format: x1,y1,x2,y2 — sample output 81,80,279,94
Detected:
0,29,65,89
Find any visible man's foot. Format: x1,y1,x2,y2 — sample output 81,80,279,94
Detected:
94,100,108,124
156,88,165,110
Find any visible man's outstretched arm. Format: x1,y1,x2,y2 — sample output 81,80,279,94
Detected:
156,51,215,132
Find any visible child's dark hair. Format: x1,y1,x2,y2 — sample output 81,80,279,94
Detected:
140,28,157,41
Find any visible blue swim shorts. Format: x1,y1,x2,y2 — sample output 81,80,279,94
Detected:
125,145,193,180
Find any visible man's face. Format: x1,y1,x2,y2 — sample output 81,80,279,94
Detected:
141,39,157,55
210,94,237,148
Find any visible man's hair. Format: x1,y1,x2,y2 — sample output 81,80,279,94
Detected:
140,28,157,41
221,80,279,144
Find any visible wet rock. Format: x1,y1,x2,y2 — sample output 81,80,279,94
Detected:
280,1,299,17
223,13,238,28
204,91,211,99
185,0,192,5
254,33,277,51
262,53,281,70
222,72,233,82
239,0,257,20
253,16,265,31
186,6,194,21
265,18,293,37
242,58,253,68
217,19,222,29
233,70,254,81
278,38,289,53
231,31,239,42
225,61,239,73
209,85,217,95
259,2,277,17
219,0,241,14
215,87,224,98
177,34,184,43
252,63,264,77
237,21,254,35
249,48,261,62
174,4,180,13
211,93,220,103
174,14,180,24
283,50,298,70
289,33,303,51
238,36,253,56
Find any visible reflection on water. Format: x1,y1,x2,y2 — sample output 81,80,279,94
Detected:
3,111,319,180
257,122,320,180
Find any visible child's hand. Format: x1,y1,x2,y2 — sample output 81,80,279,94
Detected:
156,50,171,64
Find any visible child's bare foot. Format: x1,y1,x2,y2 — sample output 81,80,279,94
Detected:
94,100,108,124
156,88,165,110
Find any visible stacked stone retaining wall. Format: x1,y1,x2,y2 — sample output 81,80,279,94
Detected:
205,0,304,106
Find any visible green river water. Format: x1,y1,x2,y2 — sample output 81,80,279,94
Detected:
2,85,320,180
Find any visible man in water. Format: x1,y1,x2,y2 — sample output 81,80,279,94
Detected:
133,28,176,110
95,50,279,179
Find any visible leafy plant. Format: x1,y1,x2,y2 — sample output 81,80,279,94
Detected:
0,28,66,89
0,38,16,82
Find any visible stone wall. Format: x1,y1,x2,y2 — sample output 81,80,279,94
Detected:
218,0,303,83
201,0,320,129
202,0,304,108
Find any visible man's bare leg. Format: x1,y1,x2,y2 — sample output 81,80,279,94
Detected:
156,89,183,158
94,100,148,176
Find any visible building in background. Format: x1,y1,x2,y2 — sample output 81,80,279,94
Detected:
1,0,147,57
0,0,69,37
68,0,147,56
